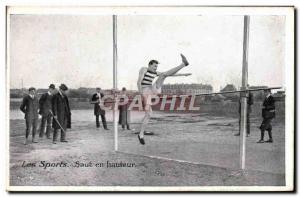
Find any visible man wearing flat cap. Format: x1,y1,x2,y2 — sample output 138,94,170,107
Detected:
38,84,56,139
91,87,109,130
20,87,39,145
52,84,71,144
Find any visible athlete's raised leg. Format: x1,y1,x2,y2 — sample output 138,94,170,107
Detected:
155,54,189,89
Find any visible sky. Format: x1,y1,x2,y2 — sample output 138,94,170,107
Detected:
9,14,285,91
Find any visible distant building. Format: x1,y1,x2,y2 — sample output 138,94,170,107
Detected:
161,83,213,95
273,90,285,101
10,89,24,98
248,86,268,101
221,84,237,92
220,84,238,101
249,85,268,89
211,94,226,102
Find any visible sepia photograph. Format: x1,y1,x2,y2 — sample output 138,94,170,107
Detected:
6,6,294,192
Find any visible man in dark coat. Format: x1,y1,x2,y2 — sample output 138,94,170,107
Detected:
235,89,254,137
91,87,108,130
20,87,39,145
257,89,275,143
38,84,56,139
52,84,71,144
118,87,131,130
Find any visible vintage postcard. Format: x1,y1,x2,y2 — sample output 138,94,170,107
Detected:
6,6,294,192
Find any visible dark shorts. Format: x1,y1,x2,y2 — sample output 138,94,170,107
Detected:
259,118,273,131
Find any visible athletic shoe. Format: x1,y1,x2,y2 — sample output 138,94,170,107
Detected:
138,135,145,145
265,139,273,143
256,139,264,143
144,131,154,135
180,54,189,66
234,133,240,136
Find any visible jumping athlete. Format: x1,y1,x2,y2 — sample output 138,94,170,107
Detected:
137,54,190,145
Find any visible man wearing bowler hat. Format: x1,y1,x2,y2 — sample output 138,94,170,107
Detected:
52,84,71,144
38,84,56,139
20,87,39,145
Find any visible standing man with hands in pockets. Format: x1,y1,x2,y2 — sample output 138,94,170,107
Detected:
91,87,109,130
38,84,56,139
20,87,39,145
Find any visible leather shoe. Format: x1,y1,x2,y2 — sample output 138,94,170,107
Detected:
265,139,273,143
138,135,145,145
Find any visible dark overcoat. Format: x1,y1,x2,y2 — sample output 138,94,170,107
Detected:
118,102,130,125
52,92,71,129
39,92,53,116
262,95,275,119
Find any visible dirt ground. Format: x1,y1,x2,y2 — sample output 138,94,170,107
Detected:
9,110,285,188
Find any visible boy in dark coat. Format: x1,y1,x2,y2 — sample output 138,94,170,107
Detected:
118,87,131,130
52,84,71,144
38,84,56,139
20,87,39,145
91,87,108,130
257,89,276,143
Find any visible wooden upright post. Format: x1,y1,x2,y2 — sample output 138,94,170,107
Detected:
113,15,118,151
240,15,250,170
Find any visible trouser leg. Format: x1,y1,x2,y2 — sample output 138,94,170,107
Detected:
39,116,46,137
45,115,52,138
260,129,265,140
25,118,31,139
53,129,58,142
265,119,273,140
238,116,241,134
247,113,250,135
96,115,100,128
127,123,130,130
60,118,67,141
259,118,269,141
101,114,107,129
32,118,37,141
267,129,273,140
